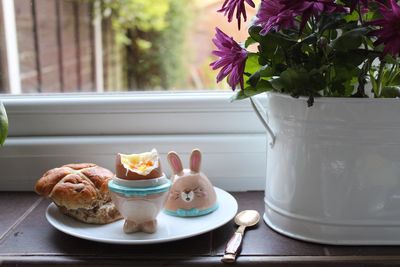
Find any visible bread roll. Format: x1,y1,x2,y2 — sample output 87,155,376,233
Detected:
35,163,122,224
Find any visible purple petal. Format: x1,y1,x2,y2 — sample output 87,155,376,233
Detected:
370,0,400,56
217,0,256,30
210,28,248,89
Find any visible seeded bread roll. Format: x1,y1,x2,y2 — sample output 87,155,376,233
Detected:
35,163,122,224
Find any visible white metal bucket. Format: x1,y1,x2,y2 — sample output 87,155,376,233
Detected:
251,92,400,245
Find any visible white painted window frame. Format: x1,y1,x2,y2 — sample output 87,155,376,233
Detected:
1,0,21,94
0,1,268,191
0,92,267,191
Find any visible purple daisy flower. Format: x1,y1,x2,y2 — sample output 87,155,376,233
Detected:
370,0,400,56
210,28,248,90
218,0,256,30
281,0,347,30
282,0,342,14
254,0,297,35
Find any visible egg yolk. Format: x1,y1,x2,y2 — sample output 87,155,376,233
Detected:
128,160,153,172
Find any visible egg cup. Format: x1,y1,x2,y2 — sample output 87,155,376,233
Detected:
108,174,171,233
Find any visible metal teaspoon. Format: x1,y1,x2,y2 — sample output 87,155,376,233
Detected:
221,210,260,263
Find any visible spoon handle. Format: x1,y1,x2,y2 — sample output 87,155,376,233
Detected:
221,225,246,263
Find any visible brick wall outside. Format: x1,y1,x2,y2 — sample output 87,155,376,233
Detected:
1,0,124,94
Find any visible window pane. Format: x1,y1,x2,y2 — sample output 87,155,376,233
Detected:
0,0,255,94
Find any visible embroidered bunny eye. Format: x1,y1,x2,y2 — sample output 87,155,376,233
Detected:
194,187,205,197
169,190,180,200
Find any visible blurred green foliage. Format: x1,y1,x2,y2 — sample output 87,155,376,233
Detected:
0,102,8,146
101,0,190,89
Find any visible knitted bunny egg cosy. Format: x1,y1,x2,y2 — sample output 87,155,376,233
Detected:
164,149,218,217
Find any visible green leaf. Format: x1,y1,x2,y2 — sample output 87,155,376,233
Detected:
279,68,309,91
248,71,261,87
330,81,346,96
380,86,400,98
389,71,400,85
381,68,391,86
230,90,248,101
309,72,327,92
330,29,338,39
298,34,318,46
332,28,369,51
244,53,262,74
331,65,360,97
384,54,397,65
369,70,379,96
250,26,296,65
245,57,265,88
247,65,274,87
0,102,8,146
270,77,284,91
244,79,273,97
344,11,359,23
267,32,297,48
348,77,359,95
330,78,356,97
248,26,262,43
367,2,383,20
244,36,256,48
319,13,348,32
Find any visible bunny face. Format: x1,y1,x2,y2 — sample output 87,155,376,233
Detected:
167,170,214,209
164,149,218,217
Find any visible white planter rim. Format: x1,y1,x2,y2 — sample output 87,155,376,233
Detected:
265,92,400,104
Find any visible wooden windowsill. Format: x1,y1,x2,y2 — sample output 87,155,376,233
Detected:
1,191,400,266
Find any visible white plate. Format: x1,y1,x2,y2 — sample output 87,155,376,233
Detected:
46,187,237,244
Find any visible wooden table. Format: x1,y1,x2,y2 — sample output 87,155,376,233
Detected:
1,191,400,266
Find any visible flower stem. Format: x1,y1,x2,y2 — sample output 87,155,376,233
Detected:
376,60,386,97
357,4,364,25
354,63,368,97
389,63,396,78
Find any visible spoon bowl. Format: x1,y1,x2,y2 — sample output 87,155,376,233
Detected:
234,210,260,227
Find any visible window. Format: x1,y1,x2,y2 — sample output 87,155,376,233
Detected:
0,0,266,192
0,0,255,94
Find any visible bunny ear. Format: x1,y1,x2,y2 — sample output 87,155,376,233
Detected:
190,149,202,173
167,151,183,175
